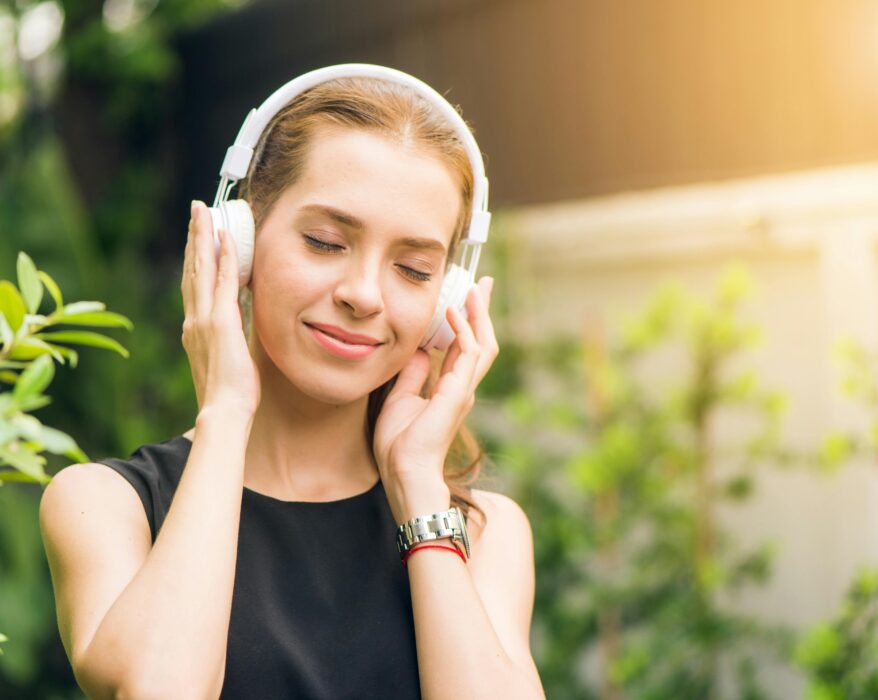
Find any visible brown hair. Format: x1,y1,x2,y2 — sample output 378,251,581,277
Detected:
236,75,486,529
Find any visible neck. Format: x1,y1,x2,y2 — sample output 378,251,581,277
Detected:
241,331,381,502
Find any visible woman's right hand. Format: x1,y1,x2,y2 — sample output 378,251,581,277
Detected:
181,200,261,417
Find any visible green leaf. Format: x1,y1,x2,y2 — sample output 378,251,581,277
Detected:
8,337,64,362
12,354,54,403
717,261,754,305
16,252,43,314
0,442,49,482
0,470,53,483
43,343,78,368
54,310,133,331
796,623,841,670
15,395,52,412
0,421,16,445
10,415,88,462
0,312,12,347
725,474,753,500
0,371,18,385
61,301,106,316
818,432,853,470
34,331,130,358
37,270,63,311
804,682,843,700
35,425,88,462
0,281,26,332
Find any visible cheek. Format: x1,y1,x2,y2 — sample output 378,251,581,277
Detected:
387,289,440,341
254,248,323,302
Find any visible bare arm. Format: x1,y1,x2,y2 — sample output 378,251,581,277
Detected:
42,199,259,698
41,405,252,699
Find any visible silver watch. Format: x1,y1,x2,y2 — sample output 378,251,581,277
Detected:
396,506,471,560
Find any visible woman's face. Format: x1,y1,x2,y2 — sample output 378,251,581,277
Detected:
248,126,462,406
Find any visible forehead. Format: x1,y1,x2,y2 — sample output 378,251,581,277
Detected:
292,127,463,246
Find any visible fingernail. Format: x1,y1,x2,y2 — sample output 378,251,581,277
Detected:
190,200,197,217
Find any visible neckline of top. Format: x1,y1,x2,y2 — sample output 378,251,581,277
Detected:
175,434,382,506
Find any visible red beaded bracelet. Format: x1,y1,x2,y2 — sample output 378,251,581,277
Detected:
402,542,467,568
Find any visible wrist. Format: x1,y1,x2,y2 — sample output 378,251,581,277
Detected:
396,505,470,565
196,403,255,434
389,479,451,525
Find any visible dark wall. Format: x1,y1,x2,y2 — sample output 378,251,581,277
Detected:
172,0,878,213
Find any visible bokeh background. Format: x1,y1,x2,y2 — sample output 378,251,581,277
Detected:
3,0,878,698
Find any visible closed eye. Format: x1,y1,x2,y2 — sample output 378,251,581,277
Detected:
303,234,343,252
399,266,432,282
302,234,433,283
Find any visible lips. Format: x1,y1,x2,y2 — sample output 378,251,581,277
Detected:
305,322,383,346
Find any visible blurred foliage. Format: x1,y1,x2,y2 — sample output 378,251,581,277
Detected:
0,251,133,692
477,263,795,699
794,338,878,698
796,568,878,700
0,0,247,696
815,338,878,470
1,251,133,485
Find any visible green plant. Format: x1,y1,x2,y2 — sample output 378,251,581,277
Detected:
1,2,245,692
816,338,878,469
0,251,133,485
796,568,878,700
0,251,132,658
478,263,793,699
794,338,878,698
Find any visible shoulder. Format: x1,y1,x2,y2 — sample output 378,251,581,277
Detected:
40,462,149,538
43,462,136,506
40,464,152,673
467,487,533,549
465,487,535,599
39,465,150,610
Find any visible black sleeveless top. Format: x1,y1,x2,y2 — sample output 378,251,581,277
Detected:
97,434,422,699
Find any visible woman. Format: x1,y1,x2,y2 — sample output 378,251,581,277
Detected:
40,67,544,699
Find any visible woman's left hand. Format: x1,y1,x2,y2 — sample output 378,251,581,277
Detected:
373,275,498,524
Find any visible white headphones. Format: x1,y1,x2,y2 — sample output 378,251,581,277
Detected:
207,63,492,351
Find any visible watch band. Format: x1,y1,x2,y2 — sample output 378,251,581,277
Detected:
396,506,471,560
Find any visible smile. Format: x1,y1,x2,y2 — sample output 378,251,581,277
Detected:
305,323,382,360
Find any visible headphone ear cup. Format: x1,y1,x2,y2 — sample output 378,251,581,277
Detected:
419,263,474,351
208,199,255,288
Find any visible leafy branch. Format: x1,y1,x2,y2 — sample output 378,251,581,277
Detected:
0,251,133,485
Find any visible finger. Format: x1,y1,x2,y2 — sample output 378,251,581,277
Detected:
478,276,494,310
192,201,217,318
386,348,431,400
215,227,241,309
181,204,196,320
465,280,500,383
436,302,479,397
439,336,462,380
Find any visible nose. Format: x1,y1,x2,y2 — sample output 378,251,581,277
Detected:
332,254,385,318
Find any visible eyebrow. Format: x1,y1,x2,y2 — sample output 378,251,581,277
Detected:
298,203,447,255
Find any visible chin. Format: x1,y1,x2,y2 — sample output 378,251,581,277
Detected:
287,362,396,406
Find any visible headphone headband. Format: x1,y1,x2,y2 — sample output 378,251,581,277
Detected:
215,63,491,244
